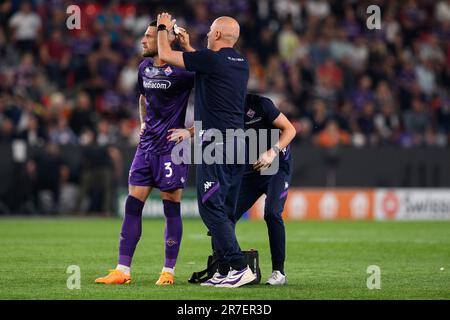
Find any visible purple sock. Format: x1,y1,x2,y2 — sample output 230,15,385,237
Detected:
118,195,144,267
163,200,183,269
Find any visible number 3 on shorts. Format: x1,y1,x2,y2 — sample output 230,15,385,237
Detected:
164,162,173,177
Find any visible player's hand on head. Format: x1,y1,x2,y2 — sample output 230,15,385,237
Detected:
167,128,191,144
157,12,176,30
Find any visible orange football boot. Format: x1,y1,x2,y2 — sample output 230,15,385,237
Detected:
95,269,131,284
155,272,174,285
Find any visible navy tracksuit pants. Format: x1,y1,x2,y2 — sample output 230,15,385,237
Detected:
234,158,292,272
196,138,246,272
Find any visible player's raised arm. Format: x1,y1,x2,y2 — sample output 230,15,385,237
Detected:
157,12,186,68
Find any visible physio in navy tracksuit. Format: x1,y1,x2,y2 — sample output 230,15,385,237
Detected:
234,93,296,285
156,13,257,287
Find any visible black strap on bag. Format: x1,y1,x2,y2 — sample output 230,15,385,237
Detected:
245,249,261,285
188,255,220,283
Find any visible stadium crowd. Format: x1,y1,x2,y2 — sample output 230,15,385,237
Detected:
0,0,449,150
0,0,450,215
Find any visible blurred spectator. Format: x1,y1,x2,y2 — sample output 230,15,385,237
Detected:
69,91,97,136
49,117,77,145
116,119,139,146
16,112,46,146
374,104,401,146
403,98,431,143
436,0,450,23
0,117,14,142
39,29,71,88
351,75,374,112
8,1,41,54
374,81,395,111
309,99,329,133
87,33,122,89
306,0,330,20
94,1,122,43
278,21,300,64
74,128,115,216
25,142,69,214
357,102,377,145
315,58,342,104
314,120,350,148
96,118,116,146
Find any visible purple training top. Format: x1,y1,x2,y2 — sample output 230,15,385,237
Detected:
138,58,194,155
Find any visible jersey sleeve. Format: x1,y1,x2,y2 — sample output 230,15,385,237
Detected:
259,96,281,123
183,49,217,74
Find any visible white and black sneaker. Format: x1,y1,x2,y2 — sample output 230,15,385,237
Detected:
200,272,227,286
215,266,256,288
265,271,287,285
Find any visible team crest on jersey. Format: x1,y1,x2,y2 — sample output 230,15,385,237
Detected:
246,108,255,118
164,66,173,76
144,67,159,77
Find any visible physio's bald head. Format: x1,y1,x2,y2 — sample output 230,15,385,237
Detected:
207,16,240,50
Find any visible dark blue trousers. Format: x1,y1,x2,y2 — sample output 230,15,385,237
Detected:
196,140,246,272
234,159,292,271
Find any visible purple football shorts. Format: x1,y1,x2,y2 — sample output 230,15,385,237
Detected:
128,148,188,191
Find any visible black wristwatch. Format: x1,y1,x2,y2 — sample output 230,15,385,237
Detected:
157,24,167,31
271,145,280,154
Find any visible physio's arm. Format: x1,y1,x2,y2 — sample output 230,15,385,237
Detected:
253,113,296,171
157,13,186,68
272,113,297,151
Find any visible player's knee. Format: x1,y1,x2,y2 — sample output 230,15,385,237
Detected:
160,189,182,203
128,185,151,202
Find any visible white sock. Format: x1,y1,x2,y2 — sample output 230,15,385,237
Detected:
162,267,175,275
116,264,131,275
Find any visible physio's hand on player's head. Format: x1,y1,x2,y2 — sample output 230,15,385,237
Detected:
253,149,277,171
176,27,192,51
167,128,191,144
157,12,176,31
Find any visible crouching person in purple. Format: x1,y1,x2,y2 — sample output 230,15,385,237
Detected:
95,20,194,286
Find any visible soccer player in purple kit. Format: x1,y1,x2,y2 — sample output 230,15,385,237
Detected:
95,20,194,286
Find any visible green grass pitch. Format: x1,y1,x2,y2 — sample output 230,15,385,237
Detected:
0,218,449,300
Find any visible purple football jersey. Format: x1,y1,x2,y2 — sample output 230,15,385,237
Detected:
138,58,194,154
